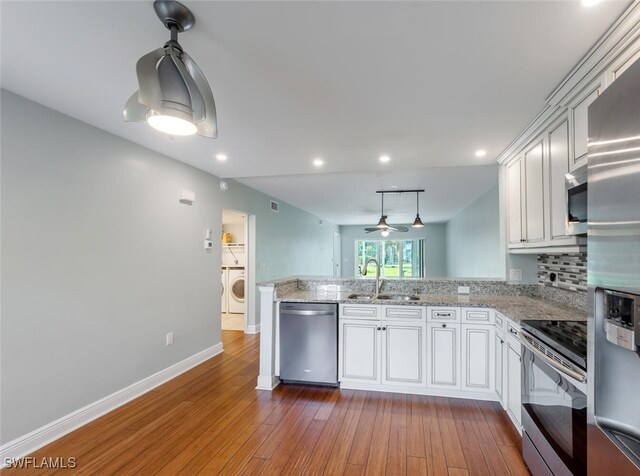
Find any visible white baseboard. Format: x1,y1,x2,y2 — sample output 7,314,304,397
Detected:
0,342,223,466
255,375,280,391
245,324,260,334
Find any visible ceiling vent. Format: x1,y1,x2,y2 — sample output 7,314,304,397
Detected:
270,200,280,213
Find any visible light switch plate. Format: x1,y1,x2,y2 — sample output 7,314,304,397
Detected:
166,332,174,346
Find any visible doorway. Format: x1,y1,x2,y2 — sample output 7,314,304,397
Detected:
222,209,248,332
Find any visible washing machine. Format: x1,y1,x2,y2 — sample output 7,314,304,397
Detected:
228,267,245,314
221,268,228,313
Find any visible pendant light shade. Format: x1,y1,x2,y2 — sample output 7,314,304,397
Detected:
124,1,217,138
412,191,425,228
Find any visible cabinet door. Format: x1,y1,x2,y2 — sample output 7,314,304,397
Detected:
506,340,522,431
382,321,426,387
507,159,524,248
548,117,577,246
427,323,460,389
495,330,506,407
569,81,601,171
461,325,494,393
523,139,547,246
339,319,381,384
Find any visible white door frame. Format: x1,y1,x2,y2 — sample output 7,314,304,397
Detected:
245,214,258,334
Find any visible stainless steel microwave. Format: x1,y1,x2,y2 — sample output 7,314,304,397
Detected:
565,164,588,236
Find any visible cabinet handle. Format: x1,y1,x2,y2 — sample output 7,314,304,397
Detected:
382,327,387,331
377,327,381,331
441,323,447,328
500,339,504,344
509,327,518,335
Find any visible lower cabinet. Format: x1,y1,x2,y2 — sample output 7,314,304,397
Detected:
339,318,426,387
427,322,460,389
506,336,523,431
461,324,495,393
339,319,380,384
495,328,506,407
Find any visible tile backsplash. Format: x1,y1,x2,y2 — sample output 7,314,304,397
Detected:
538,253,587,292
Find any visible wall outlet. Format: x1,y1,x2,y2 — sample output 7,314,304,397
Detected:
509,269,523,282
166,332,174,346
458,286,470,295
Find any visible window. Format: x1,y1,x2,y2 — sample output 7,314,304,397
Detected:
355,239,425,278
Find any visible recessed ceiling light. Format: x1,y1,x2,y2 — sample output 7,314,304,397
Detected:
475,149,487,158
581,0,601,6
379,155,391,163
313,158,324,167
216,154,227,161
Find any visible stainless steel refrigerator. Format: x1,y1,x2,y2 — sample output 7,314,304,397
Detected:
587,57,640,475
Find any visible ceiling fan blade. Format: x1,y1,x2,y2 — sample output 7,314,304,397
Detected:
394,226,409,232
364,228,378,233
182,52,218,138
135,47,165,112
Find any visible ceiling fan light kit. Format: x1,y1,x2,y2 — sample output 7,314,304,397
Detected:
123,0,217,138
365,189,425,236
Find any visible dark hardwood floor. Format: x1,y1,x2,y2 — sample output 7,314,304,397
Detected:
3,331,529,475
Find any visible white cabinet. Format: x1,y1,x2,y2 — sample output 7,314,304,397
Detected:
507,159,524,248
339,319,381,384
495,329,506,407
427,322,460,389
338,305,426,388
506,333,522,432
568,77,603,171
461,324,495,393
382,321,426,387
506,137,548,249
427,306,460,322
523,138,547,246
547,116,581,247
462,307,494,325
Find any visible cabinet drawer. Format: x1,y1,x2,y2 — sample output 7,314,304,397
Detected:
340,304,380,319
495,312,506,330
383,305,425,320
427,307,460,322
462,307,494,325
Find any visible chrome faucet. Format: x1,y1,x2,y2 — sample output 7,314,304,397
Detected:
362,258,384,295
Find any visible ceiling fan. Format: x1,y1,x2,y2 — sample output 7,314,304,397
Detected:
364,219,409,235
363,189,424,237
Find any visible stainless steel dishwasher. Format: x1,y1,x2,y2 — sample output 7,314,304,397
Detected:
279,302,338,386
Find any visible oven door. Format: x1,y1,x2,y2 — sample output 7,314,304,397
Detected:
521,332,588,476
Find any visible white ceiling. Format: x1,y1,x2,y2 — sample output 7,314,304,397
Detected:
0,1,630,224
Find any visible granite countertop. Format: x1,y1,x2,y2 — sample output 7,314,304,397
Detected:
276,290,587,323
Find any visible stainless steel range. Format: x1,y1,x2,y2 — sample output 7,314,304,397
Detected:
520,320,588,476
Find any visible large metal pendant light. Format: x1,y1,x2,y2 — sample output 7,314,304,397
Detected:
123,0,217,138
412,191,425,228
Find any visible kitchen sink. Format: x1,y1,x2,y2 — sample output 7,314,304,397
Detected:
347,293,375,300
376,294,420,301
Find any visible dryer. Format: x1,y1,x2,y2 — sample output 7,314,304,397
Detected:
228,267,245,314
221,268,228,314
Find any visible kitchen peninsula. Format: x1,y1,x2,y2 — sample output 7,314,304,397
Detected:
257,276,586,433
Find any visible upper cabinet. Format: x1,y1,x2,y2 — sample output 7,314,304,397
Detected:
567,76,604,172
523,139,546,246
499,4,640,253
506,136,551,250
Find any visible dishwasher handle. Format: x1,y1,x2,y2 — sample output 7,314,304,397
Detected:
280,309,336,316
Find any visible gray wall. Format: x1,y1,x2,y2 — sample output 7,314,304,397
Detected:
446,185,503,278
339,223,447,277
0,90,335,444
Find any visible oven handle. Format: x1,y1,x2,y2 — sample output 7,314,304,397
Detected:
519,331,587,383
